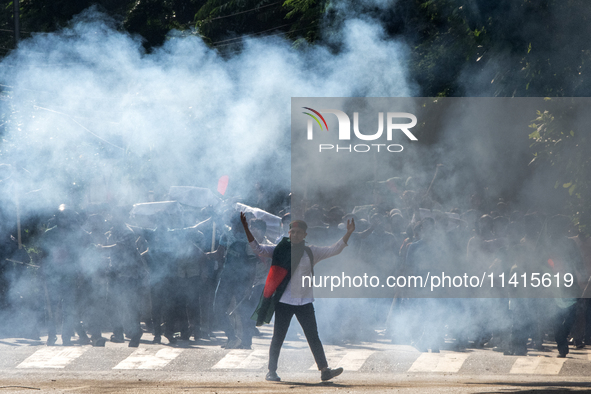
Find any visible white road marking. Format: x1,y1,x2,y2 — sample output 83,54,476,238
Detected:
309,351,346,370
237,349,267,369
308,350,373,371
336,350,374,371
17,347,88,369
212,349,253,369
510,357,565,375
408,352,469,373
113,348,183,370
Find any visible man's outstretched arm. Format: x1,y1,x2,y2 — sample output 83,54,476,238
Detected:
342,218,355,245
312,219,356,263
240,212,255,243
242,212,275,258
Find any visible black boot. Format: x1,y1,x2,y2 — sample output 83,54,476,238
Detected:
91,335,106,347
129,332,142,347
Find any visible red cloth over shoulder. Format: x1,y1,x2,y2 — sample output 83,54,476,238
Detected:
263,265,288,298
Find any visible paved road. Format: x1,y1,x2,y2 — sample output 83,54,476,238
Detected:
1,327,591,393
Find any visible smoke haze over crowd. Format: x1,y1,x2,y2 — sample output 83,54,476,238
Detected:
0,0,588,358
0,5,413,218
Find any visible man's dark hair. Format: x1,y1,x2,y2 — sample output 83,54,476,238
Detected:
290,220,308,231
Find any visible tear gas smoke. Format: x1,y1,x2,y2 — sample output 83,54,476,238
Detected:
0,2,585,355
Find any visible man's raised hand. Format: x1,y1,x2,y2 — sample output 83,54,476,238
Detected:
346,218,356,234
240,212,248,229
343,218,355,245
240,212,255,243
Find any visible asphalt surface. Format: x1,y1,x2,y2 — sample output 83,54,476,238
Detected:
1,326,591,393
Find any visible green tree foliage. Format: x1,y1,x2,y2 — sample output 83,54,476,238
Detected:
528,101,591,234
0,0,130,55
195,0,290,47
389,0,591,97
283,0,326,43
124,0,206,49
15,0,128,32
1,0,204,53
1,1,25,56
2,0,323,52
384,0,488,96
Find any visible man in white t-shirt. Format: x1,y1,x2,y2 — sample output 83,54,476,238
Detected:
241,212,354,382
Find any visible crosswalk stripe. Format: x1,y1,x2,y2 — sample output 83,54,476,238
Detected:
113,348,183,370
336,350,374,371
211,349,268,369
408,352,469,373
308,350,373,371
212,349,253,369
237,349,267,369
8,345,588,375
17,347,88,369
510,357,565,375
309,351,346,370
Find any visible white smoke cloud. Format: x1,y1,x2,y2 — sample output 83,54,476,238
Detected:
0,6,414,215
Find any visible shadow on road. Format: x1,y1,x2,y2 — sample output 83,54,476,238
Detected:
278,381,348,388
472,380,591,393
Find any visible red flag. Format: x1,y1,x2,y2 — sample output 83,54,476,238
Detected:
263,266,288,298
217,175,229,196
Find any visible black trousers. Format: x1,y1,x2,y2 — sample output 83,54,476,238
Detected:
269,302,328,372
214,275,252,344
554,303,577,355
111,277,143,340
